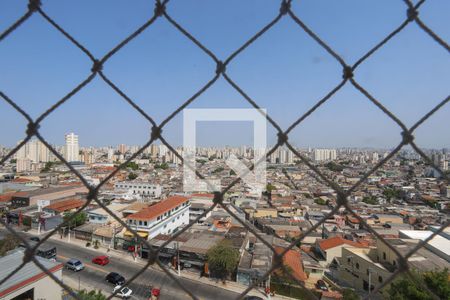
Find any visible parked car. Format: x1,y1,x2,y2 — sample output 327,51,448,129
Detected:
92,255,109,266
30,236,40,242
316,279,328,291
65,258,84,271
106,272,125,285
150,287,160,300
113,285,132,299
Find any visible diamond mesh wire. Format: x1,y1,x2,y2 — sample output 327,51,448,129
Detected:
0,0,449,299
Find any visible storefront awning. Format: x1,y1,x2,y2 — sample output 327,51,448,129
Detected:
123,230,148,238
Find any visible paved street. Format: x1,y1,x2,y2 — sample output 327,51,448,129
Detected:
2,230,241,300
53,238,239,300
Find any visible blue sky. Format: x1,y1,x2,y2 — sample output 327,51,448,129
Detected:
0,0,449,148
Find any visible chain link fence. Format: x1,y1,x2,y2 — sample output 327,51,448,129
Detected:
0,0,449,299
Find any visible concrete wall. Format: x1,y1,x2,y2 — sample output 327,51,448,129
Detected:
3,269,62,300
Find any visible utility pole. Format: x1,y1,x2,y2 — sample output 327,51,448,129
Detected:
67,222,71,243
177,240,180,276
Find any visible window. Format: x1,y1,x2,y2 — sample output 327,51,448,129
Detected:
378,276,383,283
144,221,147,226
383,252,386,260
355,263,359,270
393,260,396,266
366,269,369,276
139,221,142,226
347,257,351,263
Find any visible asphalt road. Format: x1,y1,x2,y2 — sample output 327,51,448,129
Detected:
2,230,240,300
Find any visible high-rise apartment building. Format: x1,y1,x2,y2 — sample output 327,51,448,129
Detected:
64,133,79,162
118,144,127,154
313,149,337,162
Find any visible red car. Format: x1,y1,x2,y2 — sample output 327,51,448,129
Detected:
92,255,109,266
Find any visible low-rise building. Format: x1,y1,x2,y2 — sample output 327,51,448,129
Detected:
114,181,162,198
125,196,190,240
0,250,63,300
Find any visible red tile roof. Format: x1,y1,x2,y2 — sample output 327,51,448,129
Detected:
44,199,86,213
0,192,16,203
274,247,307,282
11,178,33,183
318,236,366,251
127,196,189,221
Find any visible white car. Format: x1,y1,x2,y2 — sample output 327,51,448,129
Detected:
113,285,132,299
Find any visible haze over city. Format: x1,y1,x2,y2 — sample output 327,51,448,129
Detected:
0,0,449,148
0,1,449,300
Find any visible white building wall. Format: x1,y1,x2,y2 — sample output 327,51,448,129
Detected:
3,268,62,300
129,205,190,239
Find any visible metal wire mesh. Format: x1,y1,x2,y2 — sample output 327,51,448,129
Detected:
0,0,449,299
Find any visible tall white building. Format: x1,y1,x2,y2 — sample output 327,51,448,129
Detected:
64,133,79,162
313,149,337,162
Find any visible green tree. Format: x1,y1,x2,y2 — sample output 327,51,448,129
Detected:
126,161,139,171
266,183,276,193
41,161,54,173
128,172,138,180
0,234,20,256
63,212,87,227
383,188,402,202
212,167,224,174
154,162,169,170
206,240,240,279
325,162,344,172
387,269,450,300
314,198,327,205
342,289,359,300
362,196,378,205
423,268,450,299
77,289,107,300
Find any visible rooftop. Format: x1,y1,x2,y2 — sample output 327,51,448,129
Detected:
127,196,189,221
0,250,63,298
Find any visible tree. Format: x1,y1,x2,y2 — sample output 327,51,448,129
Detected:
128,172,138,180
387,268,450,300
383,188,402,202
342,289,359,300
314,198,327,205
41,161,54,173
325,162,344,172
63,212,87,227
125,161,139,171
266,183,276,193
206,240,240,279
77,289,107,300
423,268,450,299
0,234,20,256
362,195,378,205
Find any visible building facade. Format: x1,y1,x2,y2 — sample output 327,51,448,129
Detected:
126,196,190,239
64,133,79,162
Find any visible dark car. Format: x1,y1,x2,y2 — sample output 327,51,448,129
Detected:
106,272,125,285
316,279,328,291
30,236,40,242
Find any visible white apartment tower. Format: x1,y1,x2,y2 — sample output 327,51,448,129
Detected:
64,133,79,162
313,149,337,162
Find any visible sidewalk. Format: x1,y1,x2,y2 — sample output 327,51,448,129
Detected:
29,228,294,300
